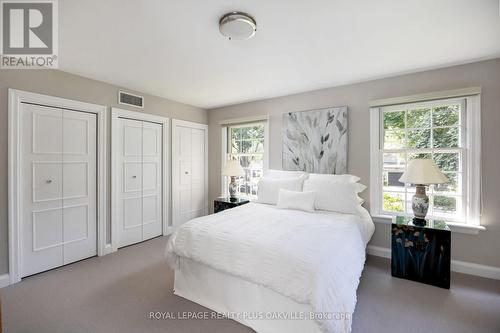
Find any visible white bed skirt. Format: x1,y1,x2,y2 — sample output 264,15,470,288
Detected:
174,257,322,333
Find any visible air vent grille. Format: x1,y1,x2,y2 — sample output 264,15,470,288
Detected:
118,91,144,108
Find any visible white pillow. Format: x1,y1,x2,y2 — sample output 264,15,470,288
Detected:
308,173,361,183
303,178,366,214
276,189,316,212
308,173,364,204
257,177,304,205
264,169,308,179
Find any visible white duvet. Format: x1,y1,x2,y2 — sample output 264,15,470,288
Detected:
166,203,374,333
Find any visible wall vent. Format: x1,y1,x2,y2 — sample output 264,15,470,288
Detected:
118,91,144,108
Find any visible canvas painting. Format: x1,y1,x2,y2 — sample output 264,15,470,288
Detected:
282,106,347,174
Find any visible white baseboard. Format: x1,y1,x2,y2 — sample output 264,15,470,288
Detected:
163,226,173,236
450,260,500,280
0,274,10,288
104,244,115,255
367,245,500,280
366,245,391,259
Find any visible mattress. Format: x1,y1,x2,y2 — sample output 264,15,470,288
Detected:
174,257,322,333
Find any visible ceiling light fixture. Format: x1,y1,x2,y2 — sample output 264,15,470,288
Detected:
219,12,257,40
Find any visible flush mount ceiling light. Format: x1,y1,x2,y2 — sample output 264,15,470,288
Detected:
219,12,257,40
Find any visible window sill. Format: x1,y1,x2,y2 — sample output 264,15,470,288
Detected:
371,214,485,235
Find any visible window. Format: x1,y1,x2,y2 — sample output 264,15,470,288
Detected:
370,95,481,225
223,121,267,199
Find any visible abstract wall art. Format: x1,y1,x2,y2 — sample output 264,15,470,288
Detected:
282,106,347,174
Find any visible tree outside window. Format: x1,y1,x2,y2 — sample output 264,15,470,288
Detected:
381,102,463,220
228,123,265,199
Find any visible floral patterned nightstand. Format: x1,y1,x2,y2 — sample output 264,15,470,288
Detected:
391,215,451,289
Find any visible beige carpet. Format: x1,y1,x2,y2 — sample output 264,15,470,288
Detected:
1,236,499,333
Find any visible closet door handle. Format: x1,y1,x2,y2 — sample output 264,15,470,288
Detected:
184,171,189,175
132,175,137,179
46,179,53,184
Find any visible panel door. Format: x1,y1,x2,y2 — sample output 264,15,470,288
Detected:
173,122,207,228
62,109,97,264
117,118,144,247
21,103,64,277
20,104,97,277
190,128,206,219
177,126,193,226
142,121,162,240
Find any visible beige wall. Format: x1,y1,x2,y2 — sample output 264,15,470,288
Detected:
208,58,500,268
2,59,499,276
0,69,207,275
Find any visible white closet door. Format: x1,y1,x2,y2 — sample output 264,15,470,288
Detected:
117,119,163,248
117,118,144,247
190,128,206,219
142,121,162,240
21,103,63,277
173,121,207,228
62,109,97,264
20,103,97,277
177,126,193,225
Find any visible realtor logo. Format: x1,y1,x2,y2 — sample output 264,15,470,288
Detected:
1,0,58,68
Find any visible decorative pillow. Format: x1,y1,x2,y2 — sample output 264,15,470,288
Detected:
308,173,361,183
276,189,316,212
264,169,308,179
303,178,366,214
257,177,305,205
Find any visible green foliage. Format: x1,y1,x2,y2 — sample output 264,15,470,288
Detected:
433,153,458,172
383,105,460,150
408,152,431,160
433,195,456,213
434,173,458,193
433,127,459,148
383,193,404,212
433,105,459,126
407,108,430,128
383,105,461,197
407,129,430,148
384,129,405,149
230,125,265,154
383,111,405,129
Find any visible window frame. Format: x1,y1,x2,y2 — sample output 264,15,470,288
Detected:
380,98,466,221
370,94,482,227
220,117,269,201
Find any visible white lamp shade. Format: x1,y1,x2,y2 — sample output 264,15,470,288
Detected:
399,159,448,185
222,159,245,177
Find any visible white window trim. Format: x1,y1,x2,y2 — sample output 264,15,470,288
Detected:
369,86,482,107
369,94,483,234
220,115,269,199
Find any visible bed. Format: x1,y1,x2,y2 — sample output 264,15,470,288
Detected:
166,202,374,333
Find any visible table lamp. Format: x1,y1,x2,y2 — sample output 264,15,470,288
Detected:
222,159,245,200
399,159,448,225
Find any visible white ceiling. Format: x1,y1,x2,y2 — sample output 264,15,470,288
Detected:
59,0,500,109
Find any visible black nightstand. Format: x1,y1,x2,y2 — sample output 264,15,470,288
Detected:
214,197,250,213
391,215,451,289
